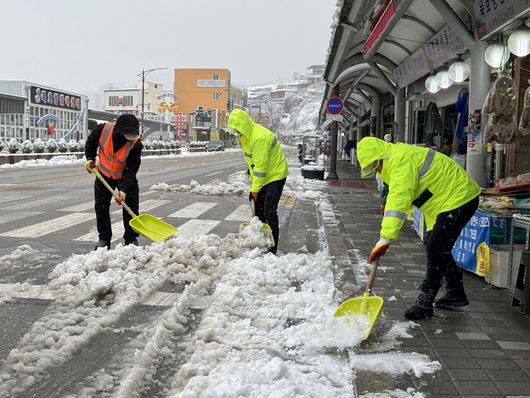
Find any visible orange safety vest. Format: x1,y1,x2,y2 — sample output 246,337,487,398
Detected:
97,123,140,179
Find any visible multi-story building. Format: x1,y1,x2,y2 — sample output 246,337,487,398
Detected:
0,80,88,142
174,68,232,118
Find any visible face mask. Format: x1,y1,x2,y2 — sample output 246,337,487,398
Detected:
226,127,242,136
361,159,380,178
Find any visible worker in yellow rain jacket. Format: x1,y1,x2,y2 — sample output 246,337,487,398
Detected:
357,137,481,319
228,109,289,254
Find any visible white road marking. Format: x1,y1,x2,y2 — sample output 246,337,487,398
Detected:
5,197,63,211
176,219,221,238
205,171,223,177
224,204,252,221
61,201,94,212
74,221,125,242
0,283,206,308
168,202,217,218
0,211,43,224
0,213,94,238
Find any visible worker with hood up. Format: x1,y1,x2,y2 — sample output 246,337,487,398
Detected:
227,109,289,254
85,114,143,250
357,137,481,319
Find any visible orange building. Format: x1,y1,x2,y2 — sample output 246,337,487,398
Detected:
174,68,231,119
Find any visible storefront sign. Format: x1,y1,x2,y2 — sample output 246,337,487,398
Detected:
467,110,483,154
393,24,467,88
423,24,468,69
176,112,183,141
365,2,396,56
30,86,81,110
452,211,491,276
197,80,226,88
473,0,530,40
393,48,431,89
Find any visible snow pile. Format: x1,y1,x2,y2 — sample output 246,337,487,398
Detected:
150,171,327,202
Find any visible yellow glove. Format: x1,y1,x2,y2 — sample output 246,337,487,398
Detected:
85,160,96,173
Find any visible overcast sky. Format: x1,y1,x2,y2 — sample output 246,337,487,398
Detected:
1,0,337,95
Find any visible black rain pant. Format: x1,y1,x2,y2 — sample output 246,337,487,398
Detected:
94,175,140,244
255,178,286,254
423,195,480,293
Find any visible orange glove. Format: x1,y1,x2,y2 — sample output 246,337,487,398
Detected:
115,191,126,205
250,191,258,202
380,205,385,215
369,237,391,263
85,160,96,173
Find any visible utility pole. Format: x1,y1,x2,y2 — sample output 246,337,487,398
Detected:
137,67,167,136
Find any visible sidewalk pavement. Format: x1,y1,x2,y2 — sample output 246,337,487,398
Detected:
319,158,530,398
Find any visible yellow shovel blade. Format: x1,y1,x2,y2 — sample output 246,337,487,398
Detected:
239,222,275,246
129,214,177,243
334,292,384,340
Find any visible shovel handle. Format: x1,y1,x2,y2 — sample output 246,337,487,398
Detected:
366,254,380,295
86,164,138,219
250,197,256,217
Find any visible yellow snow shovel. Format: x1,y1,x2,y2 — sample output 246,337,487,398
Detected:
86,164,177,242
239,198,274,246
334,254,384,340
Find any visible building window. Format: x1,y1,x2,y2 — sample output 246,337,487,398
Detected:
213,74,219,80
213,92,220,101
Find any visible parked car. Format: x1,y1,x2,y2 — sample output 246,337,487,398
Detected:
205,140,225,152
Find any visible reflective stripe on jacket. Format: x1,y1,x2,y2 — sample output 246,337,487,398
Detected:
357,137,481,240
228,109,289,192
97,123,140,179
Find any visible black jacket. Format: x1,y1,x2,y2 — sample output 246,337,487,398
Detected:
85,122,143,191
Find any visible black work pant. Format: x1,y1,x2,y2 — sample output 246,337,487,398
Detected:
423,195,480,293
94,176,139,244
255,178,286,254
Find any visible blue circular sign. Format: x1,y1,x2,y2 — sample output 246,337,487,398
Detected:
327,97,343,114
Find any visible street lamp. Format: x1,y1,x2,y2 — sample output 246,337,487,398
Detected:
137,67,167,136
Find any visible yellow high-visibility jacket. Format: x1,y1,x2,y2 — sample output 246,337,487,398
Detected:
357,137,481,240
228,109,289,192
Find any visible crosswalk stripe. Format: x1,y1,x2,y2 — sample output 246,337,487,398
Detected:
5,196,63,211
0,211,43,224
61,201,94,212
0,213,94,238
168,202,217,218
0,283,197,308
224,204,252,221
74,221,125,243
176,219,221,239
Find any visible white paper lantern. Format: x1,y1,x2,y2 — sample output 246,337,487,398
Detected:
448,61,470,82
436,69,454,89
425,76,441,93
508,29,530,57
484,43,509,68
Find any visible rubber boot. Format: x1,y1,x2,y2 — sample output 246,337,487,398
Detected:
404,282,438,320
434,286,468,308
435,273,469,308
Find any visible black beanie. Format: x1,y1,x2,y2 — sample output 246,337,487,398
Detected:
114,114,139,140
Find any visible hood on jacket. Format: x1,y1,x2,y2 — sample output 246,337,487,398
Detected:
227,109,253,135
114,114,140,141
357,137,391,178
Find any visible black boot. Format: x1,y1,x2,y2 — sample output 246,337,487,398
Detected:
404,282,438,320
434,289,468,308
435,272,469,308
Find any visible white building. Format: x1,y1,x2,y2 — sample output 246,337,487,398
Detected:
0,80,88,142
